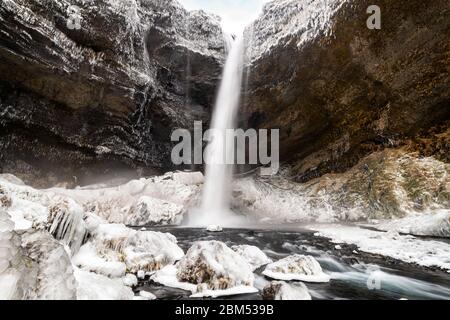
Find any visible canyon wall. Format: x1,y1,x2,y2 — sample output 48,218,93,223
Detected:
243,0,450,182
0,0,225,187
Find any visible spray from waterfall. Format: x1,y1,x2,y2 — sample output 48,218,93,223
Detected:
189,35,245,227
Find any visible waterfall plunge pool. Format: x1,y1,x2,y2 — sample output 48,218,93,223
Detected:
132,226,450,300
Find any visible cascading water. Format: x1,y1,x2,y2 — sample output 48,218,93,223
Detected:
190,35,245,227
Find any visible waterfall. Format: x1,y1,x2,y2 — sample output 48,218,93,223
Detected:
190,35,245,227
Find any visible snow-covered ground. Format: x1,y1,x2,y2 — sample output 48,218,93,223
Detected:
1,170,449,300
310,224,450,272
0,172,200,300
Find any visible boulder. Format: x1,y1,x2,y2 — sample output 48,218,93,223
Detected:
262,281,312,300
263,254,330,283
176,241,255,291
232,245,273,271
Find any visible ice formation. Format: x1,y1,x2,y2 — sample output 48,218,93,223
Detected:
262,281,312,300
231,245,273,271
0,210,77,300
206,225,223,232
177,241,255,290
311,224,450,271
152,241,258,297
73,223,184,276
125,196,185,226
0,173,192,300
263,254,330,283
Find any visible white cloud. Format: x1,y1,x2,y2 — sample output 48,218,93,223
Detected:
178,0,269,35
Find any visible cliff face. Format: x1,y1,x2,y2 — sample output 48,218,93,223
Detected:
0,0,226,187
243,0,450,181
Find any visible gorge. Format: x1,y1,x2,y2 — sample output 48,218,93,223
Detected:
0,0,449,300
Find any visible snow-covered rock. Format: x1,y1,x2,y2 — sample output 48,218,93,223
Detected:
263,254,330,283
125,196,184,226
232,245,273,271
311,224,450,271
20,230,77,299
262,281,312,300
177,241,255,291
152,241,257,297
151,264,258,298
206,225,223,232
74,268,134,300
232,150,450,236
0,210,77,300
74,223,184,276
0,210,30,300
123,274,138,287
373,210,450,238
47,197,88,253
0,172,202,231
245,0,348,62
172,172,204,186
138,290,157,300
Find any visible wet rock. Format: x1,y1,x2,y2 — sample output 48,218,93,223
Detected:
263,254,330,283
0,0,226,186
243,0,450,181
262,281,311,300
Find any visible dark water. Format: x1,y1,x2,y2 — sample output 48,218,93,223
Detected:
135,227,450,300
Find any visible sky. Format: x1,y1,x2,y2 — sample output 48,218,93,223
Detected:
178,0,270,35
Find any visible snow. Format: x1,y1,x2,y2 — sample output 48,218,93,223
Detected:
74,268,134,300
191,285,258,298
125,196,185,226
232,150,450,236
372,210,450,238
48,197,87,253
177,241,255,290
263,281,312,300
72,242,127,278
123,273,138,287
206,225,223,232
245,0,348,62
138,290,156,300
232,245,273,271
0,171,202,233
172,171,204,185
20,230,77,300
311,224,450,271
151,264,258,298
74,223,184,276
151,264,197,292
152,241,258,297
263,254,330,283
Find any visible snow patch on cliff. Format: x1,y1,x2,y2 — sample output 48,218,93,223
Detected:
245,0,348,62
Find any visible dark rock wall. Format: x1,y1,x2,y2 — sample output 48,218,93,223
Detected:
0,0,225,187
243,0,450,182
